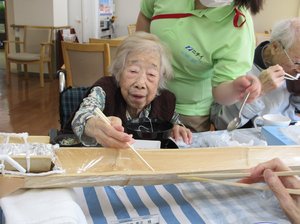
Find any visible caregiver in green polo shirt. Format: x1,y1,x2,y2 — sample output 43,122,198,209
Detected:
136,0,264,132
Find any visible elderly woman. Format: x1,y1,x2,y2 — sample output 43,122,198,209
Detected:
71,32,192,148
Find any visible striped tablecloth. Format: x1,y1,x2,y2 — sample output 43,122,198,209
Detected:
0,178,291,224
73,181,289,224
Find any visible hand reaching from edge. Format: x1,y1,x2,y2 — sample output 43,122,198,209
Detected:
239,158,300,223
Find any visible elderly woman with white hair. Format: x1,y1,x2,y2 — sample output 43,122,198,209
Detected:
71,32,192,148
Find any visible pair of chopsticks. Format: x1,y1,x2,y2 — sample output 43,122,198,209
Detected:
94,108,154,172
178,170,300,195
284,72,299,80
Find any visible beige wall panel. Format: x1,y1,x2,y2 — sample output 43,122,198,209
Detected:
252,0,300,33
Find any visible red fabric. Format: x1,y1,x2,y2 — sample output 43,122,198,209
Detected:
233,7,246,28
151,13,193,20
151,8,246,28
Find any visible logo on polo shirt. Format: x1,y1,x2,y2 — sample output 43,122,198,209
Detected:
185,45,204,61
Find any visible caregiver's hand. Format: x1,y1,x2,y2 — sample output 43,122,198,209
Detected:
240,158,300,223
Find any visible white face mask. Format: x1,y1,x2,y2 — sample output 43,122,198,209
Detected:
200,0,233,7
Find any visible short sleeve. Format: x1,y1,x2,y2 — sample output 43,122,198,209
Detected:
211,8,255,86
140,0,155,19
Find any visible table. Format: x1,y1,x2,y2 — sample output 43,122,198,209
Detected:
0,131,292,224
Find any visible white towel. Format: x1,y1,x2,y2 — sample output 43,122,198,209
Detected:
0,188,87,224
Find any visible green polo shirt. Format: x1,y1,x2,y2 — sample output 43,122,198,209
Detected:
141,0,255,116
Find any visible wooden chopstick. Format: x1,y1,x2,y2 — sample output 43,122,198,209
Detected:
284,72,298,80
94,108,155,172
179,176,300,195
178,170,300,179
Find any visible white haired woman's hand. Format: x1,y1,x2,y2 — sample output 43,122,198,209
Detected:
171,124,192,145
85,116,134,148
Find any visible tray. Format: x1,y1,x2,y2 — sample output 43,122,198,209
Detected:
1,145,300,198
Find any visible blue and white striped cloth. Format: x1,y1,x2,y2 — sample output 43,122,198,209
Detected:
0,178,291,224
74,181,290,224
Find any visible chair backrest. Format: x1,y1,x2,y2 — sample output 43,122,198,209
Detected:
61,41,111,87
59,86,90,129
127,24,136,35
56,28,79,70
24,26,52,55
89,38,123,62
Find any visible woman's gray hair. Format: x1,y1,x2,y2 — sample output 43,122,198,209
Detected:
109,31,173,91
270,18,300,50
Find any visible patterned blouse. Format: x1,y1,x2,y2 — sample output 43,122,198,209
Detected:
72,86,181,146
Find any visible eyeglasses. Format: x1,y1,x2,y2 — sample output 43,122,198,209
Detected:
281,43,300,68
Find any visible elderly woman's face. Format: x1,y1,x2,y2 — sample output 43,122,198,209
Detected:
279,40,300,75
119,50,161,114
270,39,300,77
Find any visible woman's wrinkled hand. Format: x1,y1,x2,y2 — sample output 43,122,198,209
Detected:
171,124,192,145
259,64,285,94
85,116,134,148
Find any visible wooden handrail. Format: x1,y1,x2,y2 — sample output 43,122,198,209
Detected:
10,24,71,30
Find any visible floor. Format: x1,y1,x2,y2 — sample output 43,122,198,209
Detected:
0,59,60,136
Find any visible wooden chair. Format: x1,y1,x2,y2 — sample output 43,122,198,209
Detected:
127,24,136,35
61,41,111,87
4,26,53,87
89,38,123,62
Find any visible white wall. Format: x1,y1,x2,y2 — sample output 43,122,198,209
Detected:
53,0,68,26
68,0,98,43
252,0,300,33
114,0,140,37
82,0,98,42
67,0,140,41
67,0,82,42
13,0,53,25
13,0,68,26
